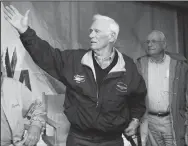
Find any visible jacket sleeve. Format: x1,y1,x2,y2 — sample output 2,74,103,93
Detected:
128,62,147,121
21,84,46,130
20,27,72,81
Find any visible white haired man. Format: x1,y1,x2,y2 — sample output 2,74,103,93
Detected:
4,5,146,146
1,53,46,146
137,30,188,146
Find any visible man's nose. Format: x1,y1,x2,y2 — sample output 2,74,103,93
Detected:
89,31,95,38
148,41,152,47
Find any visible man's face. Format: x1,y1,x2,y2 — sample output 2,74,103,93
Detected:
145,32,165,56
89,19,111,50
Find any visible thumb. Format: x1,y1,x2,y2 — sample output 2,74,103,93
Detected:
14,132,28,146
24,10,30,18
20,132,28,144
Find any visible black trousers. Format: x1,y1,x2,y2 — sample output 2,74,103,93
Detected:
66,131,124,146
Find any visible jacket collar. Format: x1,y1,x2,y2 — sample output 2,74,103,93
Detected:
165,51,187,62
81,48,126,80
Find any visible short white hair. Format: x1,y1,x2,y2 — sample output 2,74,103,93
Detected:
150,30,166,42
92,14,120,41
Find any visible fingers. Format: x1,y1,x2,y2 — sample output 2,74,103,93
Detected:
125,127,131,133
3,8,13,25
14,133,28,146
126,131,133,136
28,138,36,146
24,134,39,146
21,132,28,144
125,127,136,136
3,5,15,24
3,7,12,19
124,128,131,136
5,6,15,16
10,5,20,15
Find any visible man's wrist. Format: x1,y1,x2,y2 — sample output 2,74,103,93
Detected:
18,26,29,34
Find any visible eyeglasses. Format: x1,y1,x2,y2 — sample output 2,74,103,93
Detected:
144,40,164,45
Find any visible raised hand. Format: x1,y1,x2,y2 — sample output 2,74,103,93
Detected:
4,5,30,33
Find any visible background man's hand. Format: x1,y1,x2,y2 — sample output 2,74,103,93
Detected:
4,5,29,33
24,125,41,146
124,119,140,136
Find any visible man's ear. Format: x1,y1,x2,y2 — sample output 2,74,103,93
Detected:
109,32,116,43
162,41,167,49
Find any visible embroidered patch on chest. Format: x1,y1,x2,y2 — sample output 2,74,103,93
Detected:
116,82,127,92
73,74,85,83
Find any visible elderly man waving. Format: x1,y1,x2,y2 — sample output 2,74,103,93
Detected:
4,5,146,146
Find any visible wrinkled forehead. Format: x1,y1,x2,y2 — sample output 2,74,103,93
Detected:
147,32,163,41
90,19,111,32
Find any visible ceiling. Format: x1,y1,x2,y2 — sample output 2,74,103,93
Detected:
139,1,188,11
160,1,188,9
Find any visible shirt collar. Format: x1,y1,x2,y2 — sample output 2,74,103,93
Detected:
93,47,115,62
81,48,126,80
149,54,166,64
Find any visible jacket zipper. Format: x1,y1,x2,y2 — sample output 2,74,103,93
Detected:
95,72,119,108
96,79,100,108
84,65,99,108
86,65,121,108
95,73,113,108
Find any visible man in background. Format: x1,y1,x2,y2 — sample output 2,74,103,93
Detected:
137,30,188,146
